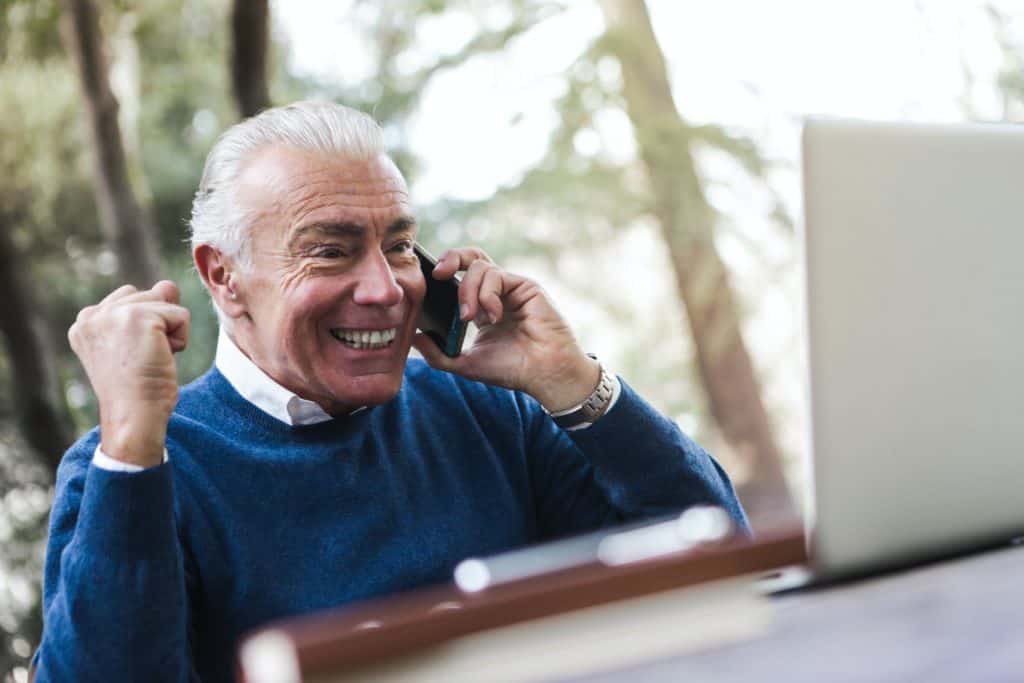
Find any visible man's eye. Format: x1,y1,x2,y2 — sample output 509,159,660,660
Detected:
389,240,415,255
312,246,346,259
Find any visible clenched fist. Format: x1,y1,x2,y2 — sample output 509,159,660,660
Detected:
68,280,191,468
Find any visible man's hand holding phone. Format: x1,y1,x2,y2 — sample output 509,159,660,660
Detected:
411,246,601,415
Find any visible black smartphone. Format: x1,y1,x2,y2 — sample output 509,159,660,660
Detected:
414,243,468,358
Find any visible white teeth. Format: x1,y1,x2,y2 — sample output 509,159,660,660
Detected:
330,327,397,350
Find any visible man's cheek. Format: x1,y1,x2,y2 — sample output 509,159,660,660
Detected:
277,256,311,283
278,314,317,359
402,274,427,307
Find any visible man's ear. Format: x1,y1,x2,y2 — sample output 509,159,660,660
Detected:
193,244,247,320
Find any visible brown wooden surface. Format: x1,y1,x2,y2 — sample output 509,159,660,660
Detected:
237,525,805,679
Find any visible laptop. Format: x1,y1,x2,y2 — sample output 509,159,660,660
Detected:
801,118,1024,581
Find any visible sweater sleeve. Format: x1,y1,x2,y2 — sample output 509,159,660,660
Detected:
523,376,750,539
32,437,198,682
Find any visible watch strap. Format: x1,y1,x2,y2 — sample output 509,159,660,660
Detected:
549,355,617,430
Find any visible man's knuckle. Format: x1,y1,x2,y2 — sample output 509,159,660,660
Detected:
474,248,493,262
75,305,95,323
114,304,146,327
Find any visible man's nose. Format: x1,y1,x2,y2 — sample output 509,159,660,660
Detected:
351,250,404,307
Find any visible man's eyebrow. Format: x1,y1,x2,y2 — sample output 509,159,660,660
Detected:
289,222,364,249
387,216,418,235
288,217,417,249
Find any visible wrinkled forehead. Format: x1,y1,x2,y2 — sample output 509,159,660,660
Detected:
236,145,410,220
235,144,411,248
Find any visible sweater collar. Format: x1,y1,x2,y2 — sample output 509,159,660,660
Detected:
214,329,365,426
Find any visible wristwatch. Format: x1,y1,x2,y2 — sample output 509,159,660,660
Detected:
549,354,618,430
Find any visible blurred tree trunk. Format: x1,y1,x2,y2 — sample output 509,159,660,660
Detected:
61,0,162,288
599,0,792,523
0,224,74,473
231,0,271,118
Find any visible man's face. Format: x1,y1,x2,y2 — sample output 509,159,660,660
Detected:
231,145,425,414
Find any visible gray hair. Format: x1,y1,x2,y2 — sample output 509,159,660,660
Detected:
189,100,386,326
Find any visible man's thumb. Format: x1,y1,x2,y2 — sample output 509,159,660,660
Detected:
411,333,456,372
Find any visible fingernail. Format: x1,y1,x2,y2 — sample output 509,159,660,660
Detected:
489,312,498,325
460,304,469,320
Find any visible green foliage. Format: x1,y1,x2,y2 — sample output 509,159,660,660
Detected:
0,0,63,62
0,1,247,672
0,428,51,678
0,60,96,248
132,0,237,252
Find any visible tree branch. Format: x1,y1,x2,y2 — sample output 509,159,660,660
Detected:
61,0,162,287
231,0,271,118
0,223,75,473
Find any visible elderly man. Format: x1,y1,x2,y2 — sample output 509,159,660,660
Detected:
33,101,747,682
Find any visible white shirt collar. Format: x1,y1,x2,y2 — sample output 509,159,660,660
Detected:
215,329,340,426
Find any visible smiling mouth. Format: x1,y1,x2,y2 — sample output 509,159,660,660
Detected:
329,327,398,350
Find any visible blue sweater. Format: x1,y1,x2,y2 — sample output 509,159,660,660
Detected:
35,360,747,682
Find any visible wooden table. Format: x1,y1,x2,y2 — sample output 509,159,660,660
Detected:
578,542,1024,682
238,535,1024,682
237,527,805,682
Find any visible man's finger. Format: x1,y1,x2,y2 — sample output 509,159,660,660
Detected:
478,268,506,324
433,247,493,279
106,281,182,309
164,305,191,353
152,280,181,305
457,260,497,322
108,289,175,308
411,333,456,372
98,284,139,305
136,302,191,351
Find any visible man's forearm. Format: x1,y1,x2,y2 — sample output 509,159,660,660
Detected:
35,454,192,681
563,377,750,531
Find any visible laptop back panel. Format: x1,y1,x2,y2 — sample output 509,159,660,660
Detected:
802,119,1024,576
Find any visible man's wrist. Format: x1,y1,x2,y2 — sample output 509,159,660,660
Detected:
545,355,619,430
529,354,602,413
93,446,169,472
99,414,168,468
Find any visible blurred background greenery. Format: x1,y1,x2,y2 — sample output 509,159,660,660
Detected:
1,0,1022,679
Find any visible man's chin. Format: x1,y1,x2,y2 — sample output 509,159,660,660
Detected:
320,373,406,414
312,342,412,411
